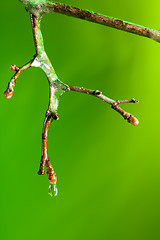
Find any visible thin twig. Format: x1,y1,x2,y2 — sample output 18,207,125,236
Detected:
38,110,58,185
4,58,34,99
69,85,139,126
38,109,58,197
116,99,138,104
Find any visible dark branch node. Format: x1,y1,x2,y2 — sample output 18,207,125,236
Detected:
45,110,58,121
37,169,45,175
93,90,102,95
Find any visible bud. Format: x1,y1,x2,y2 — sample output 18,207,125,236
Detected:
4,89,13,99
37,169,45,175
10,65,19,71
49,173,57,185
129,115,139,126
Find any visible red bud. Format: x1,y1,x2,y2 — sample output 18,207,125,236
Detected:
129,115,139,126
10,65,19,71
4,89,13,99
49,173,57,185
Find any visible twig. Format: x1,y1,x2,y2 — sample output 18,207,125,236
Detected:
4,58,34,99
38,110,58,196
38,110,58,181
69,86,139,126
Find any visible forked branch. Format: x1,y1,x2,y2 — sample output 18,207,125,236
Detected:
4,0,142,196
4,58,34,99
69,86,139,126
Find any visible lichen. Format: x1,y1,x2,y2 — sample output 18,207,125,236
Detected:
19,0,55,16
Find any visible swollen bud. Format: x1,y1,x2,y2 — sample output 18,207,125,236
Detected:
49,173,57,185
10,65,19,71
4,89,13,99
129,115,139,126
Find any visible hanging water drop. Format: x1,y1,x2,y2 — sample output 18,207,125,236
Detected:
49,184,58,197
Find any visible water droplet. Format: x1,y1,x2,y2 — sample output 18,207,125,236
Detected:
49,184,58,197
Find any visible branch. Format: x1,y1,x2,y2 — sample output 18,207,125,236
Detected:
4,58,34,99
38,110,58,197
30,13,69,196
5,1,140,196
21,1,160,43
69,86,139,126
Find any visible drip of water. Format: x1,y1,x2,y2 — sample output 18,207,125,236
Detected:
49,184,58,197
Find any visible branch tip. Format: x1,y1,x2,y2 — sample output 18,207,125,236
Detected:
37,169,45,175
10,65,19,71
4,89,13,99
48,172,57,185
5,59,34,99
128,115,139,126
116,99,139,104
69,85,139,126
131,98,139,103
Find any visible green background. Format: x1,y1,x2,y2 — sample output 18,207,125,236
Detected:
1,0,160,239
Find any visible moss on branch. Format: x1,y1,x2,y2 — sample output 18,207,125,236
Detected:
5,0,141,196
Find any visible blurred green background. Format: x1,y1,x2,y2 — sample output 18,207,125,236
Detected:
1,0,160,239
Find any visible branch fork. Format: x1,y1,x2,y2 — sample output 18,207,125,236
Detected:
111,100,139,126
69,86,139,126
4,0,142,196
